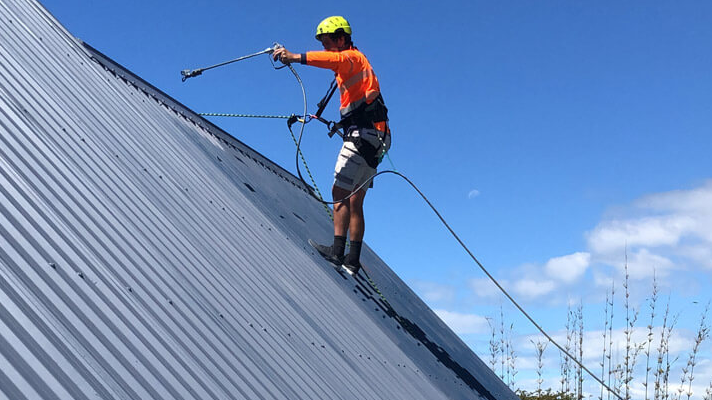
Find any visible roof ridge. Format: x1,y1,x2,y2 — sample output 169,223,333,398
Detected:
81,40,311,194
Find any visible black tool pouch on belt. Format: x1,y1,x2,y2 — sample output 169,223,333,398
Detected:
345,136,380,169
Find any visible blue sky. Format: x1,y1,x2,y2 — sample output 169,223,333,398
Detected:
42,0,712,396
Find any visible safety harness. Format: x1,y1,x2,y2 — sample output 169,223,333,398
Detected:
342,96,389,168
329,91,390,169
306,77,390,169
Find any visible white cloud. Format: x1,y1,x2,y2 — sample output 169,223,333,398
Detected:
482,253,592,303
470,254,590,303
586,215,694,255
592,269,616,290
545,252,591,283
434,309,489,334
468,189,481,199
413,281,456,303
585,181,712,281
513,279,556,299
588,182,712,251
593,247,676,280
680,244,712,270
642,182,712,245
638,180,712,218
625,248,675,279
514,355,546,370
470,277,505,299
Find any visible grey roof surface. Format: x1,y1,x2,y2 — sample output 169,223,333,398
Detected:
0,0,519,399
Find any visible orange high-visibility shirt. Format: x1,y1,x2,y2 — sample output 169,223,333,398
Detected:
304,48,384,124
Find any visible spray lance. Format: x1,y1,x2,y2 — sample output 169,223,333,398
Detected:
180,42,343,137
181,42,285,82
179,42,343,198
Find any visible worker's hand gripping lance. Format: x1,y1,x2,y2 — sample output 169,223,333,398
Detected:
182,42,343,136
181,43,284,82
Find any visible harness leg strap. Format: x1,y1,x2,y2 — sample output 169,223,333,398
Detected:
345,135,380,169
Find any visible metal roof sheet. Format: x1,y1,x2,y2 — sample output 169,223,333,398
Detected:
0,0,518,399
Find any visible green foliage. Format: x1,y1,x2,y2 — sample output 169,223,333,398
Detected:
516,389,577,400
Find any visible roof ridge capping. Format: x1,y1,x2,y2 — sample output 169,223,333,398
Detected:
79,40,310,194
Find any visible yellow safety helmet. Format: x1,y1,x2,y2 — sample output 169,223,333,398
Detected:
315,16,352,40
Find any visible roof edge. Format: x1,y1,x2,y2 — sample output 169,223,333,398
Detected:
80,40,311,193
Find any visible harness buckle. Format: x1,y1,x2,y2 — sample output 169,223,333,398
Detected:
328,121,342,138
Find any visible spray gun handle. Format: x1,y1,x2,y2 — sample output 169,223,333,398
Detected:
266,42,284,54
269,42,289,64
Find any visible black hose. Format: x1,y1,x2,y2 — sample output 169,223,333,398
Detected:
282,61,624,400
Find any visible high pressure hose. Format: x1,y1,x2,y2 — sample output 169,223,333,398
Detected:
184,47,624,400
281,61,624,400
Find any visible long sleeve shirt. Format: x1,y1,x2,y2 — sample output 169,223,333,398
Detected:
301,48,382,118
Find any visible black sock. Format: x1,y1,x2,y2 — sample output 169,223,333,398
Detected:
345,241,362,265
333,235,346,258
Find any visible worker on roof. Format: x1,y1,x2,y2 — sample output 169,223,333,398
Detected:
273,16,391,276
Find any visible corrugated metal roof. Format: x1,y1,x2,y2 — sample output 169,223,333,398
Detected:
0,0,519,399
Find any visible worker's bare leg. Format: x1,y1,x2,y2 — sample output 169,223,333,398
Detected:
333,186,366,241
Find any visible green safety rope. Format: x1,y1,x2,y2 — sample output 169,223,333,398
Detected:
199,112,292,119
285,127,333,220
200,112,333,220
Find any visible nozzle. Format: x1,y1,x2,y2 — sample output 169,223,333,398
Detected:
181,68,203,82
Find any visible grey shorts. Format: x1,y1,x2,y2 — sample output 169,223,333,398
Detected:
333,127,391,192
